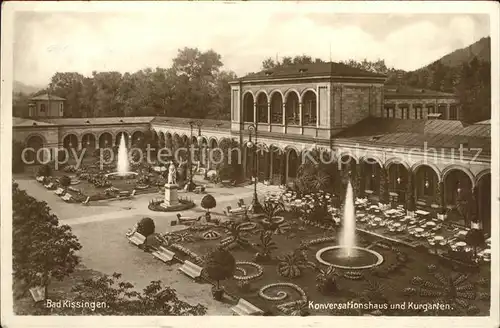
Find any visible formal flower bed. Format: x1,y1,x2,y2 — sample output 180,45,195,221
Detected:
159,211,491,316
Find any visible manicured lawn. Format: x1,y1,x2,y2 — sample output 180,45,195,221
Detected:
163,214,491,316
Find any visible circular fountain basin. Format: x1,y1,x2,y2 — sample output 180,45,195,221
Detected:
105,172,138,180
316,246,383,270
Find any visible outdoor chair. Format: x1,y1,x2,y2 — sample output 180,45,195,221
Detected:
81,196,90,205
54,188,65,196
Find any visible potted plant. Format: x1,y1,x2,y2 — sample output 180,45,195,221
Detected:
254,231,277,263
204,247,236,301
201,194,216,222
262,198,285,227
59,175,71,188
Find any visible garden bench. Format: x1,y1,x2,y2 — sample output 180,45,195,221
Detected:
127,232,146,246
151,246,175,263
193,185,206,194
44,182,55,189
81,196,90,205
54,188,65,196
224,206,246,217
176,213,200,224
36,176,45,183
221,179,235,187
61,194,73,202
231,298,264,316
178,260,203,280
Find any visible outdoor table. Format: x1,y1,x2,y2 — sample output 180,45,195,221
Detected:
434,236,444,242
455,241,467,250
374,217,382,222
426,221,436,227
415,228,424,233
392,222,402,227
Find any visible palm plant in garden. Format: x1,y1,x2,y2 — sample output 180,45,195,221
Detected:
262,197,285,223
204,247,236,301
223,221,250,249
316,265,338,295
277,250,312,278
254,231,278,263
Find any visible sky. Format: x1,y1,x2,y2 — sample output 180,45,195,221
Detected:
13,4,490,87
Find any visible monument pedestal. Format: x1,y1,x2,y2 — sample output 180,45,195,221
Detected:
162,183,179,208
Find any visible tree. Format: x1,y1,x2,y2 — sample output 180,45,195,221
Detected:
31,273,206,315
200,194,216,214
37,164,52,177
136,217,155,237
204,247,236,300
12,183,82,299
59,175,71,187
12,141,25,173
465,227,485,259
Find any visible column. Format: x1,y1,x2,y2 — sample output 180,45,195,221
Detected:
407,172,415,216
269,149,274,184
446,103,450,120
267,103,271,124
298,102,303,126
282,103,286,125
253,102,257,123
380,167,389,203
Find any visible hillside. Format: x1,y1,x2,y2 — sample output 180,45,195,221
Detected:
13,81,42,95
433,36,490,68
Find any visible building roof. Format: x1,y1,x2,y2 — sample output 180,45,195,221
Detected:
151,117,231,130
335,117,490,154
38,116,156,126
235,62,386,82
384,85,456,98
30,94,66,101
13,117,55,127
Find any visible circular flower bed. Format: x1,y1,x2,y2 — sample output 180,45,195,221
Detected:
234,261,264,281
169,243,204,265
262,216,285,226
202,230,221,240
148,199,195,212
300,236,337,248
136,184,149,190
238,222,257,231
259,282,308,314
343,270,364,280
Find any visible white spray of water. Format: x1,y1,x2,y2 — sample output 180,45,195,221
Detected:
339,181,356,258
117,134,129,175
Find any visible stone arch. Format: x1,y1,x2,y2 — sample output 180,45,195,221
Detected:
256,92,269,123
269,90,284,124
208,137,218,149
360,155,384,168
115,131,129,146
62,133,79,149
255,89,269,100
98,132,113,148
337,151,360,164
411,161,442,182
301,89,318,126
285,147,300,181
442,165,476,189
81,133,97,150
25,134,47,164
385,157,411,171
25,133,47,146
284,90,300,126
300,88,317,101
284,88,301,102
131,130,145,147
242,92,255,123
475,169,491,186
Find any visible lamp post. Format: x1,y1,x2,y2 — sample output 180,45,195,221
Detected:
247,123,263,214
187,120,201,192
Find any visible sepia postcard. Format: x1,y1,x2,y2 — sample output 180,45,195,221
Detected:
1,1,498,328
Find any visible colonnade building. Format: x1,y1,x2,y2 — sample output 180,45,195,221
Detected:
13,62,490,233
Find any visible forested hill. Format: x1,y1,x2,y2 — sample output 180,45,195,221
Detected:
402,37,490,123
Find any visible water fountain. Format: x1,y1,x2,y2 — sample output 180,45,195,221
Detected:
315,181,383,270
105,134,138,179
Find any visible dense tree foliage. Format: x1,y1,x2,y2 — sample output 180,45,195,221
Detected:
12,183,82,298
15,48,236,120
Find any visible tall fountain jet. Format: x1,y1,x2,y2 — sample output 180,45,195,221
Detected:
339,181,356,258
117,135,129,175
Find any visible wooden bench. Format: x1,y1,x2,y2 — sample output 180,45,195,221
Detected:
231,298,264,316
178,260,203,280
54,188,65,196
36,176,45,183
61,194,73,202
127,232,146,246
224,206,247,217
44,182,55,189
29,286,46,302
151,246,175,263
176,213,201,225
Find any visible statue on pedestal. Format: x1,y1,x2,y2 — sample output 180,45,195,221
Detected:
167,162,177,185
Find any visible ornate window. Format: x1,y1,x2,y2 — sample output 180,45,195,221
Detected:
40,104,46,112
449,105,458,120
302,91,317,126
